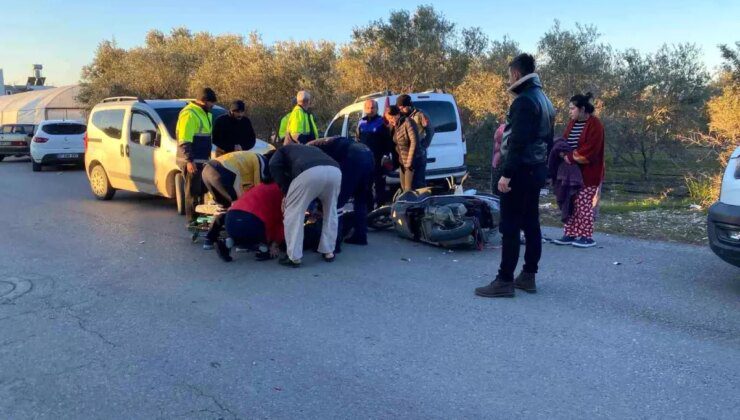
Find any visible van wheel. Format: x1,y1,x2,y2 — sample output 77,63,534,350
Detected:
175,173,186,215
32,162,42,172
90,164,115,200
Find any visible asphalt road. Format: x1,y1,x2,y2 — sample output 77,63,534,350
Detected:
1,157,738,419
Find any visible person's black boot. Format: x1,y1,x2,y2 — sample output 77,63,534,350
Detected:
514,272,537,293
475,276,515,298
215,239,232,262
344,236,368,245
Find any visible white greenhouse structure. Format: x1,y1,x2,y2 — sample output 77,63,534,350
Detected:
0,85,86,125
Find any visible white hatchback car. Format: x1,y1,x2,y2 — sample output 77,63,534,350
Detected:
84,97,273,214
325,91,467,185
30,120,86,171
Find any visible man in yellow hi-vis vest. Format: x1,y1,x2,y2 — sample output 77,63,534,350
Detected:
283,90,319,145
176,87,217,224
278,98,297,140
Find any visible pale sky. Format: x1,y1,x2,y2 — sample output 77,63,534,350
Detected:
1,0,738,86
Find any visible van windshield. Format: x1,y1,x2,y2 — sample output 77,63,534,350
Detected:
155,106,226,139
414,101,458,133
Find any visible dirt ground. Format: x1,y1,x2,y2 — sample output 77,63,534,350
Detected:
539,201,708,245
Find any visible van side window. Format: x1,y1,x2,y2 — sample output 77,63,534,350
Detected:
130,112,160,147
326,115,346,137
413,101,458,133
347,111,363,139
91,109,125,139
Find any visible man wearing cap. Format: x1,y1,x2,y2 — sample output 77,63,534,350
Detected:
284,90,319,145
212,100,256,157
397,94,433,189
176,87,217,225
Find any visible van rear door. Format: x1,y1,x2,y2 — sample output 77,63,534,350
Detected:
413,99,464,172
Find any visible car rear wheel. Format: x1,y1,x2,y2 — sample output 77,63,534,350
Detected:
0,155,5,162
90,164,115,200
175,172,186,215
32,162,42,172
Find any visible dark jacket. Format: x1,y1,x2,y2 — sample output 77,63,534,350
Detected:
393,116,422,168
500,73,555,178
308,136,354,162
212,114,257,153
269,144,339,194
548,138,583,222
407,108,434,149
357,114,393,156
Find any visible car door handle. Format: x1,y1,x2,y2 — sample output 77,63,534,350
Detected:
120,144,124,157
125,145,130,157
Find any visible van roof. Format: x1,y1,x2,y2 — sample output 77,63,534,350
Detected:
337,91,457,116
92,98,191,111
39,119,85,125
352,91,454,106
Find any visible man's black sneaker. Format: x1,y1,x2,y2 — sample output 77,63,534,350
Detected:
278,255,301,268
344,236,368,245
553,235,577,245
514,272,537,293
255,251,272,261
475,277,515,298
573,237,597,248
215,240,232,262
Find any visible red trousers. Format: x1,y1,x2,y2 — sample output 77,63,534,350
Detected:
564,186,599,239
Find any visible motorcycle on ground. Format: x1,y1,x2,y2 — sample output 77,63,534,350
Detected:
367,174,500,249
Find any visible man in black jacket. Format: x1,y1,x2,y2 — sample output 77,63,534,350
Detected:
397,94,433,189
475,53,555,298
269,144,341,267
309,136,374,246
212,100,256,155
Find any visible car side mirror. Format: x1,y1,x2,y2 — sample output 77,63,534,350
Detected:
139,132,153,146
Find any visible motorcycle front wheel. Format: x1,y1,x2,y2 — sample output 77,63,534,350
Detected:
367,206,394,231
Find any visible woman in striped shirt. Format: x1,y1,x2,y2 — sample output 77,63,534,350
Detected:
553,92,605,248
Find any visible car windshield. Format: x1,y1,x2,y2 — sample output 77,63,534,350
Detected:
43,123,86,135
155,105,226,139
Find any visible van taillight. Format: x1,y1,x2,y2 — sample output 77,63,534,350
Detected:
33,137,49,143
457,107,465,142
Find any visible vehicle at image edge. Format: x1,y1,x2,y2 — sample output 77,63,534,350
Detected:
707,145,740,268
84,97,274,214
325,90,467,186
0,123,36,161
30,120,86,171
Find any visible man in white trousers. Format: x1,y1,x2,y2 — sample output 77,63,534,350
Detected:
269,144,341,267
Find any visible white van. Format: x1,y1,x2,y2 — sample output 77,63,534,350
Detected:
84,97,273,213
708,145,740,268
325,91,467,184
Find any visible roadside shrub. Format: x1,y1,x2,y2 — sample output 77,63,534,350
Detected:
685,172,721,208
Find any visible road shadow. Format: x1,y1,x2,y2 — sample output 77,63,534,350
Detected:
112,190,177,211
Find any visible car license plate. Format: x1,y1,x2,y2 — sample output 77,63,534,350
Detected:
58,153,79,159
